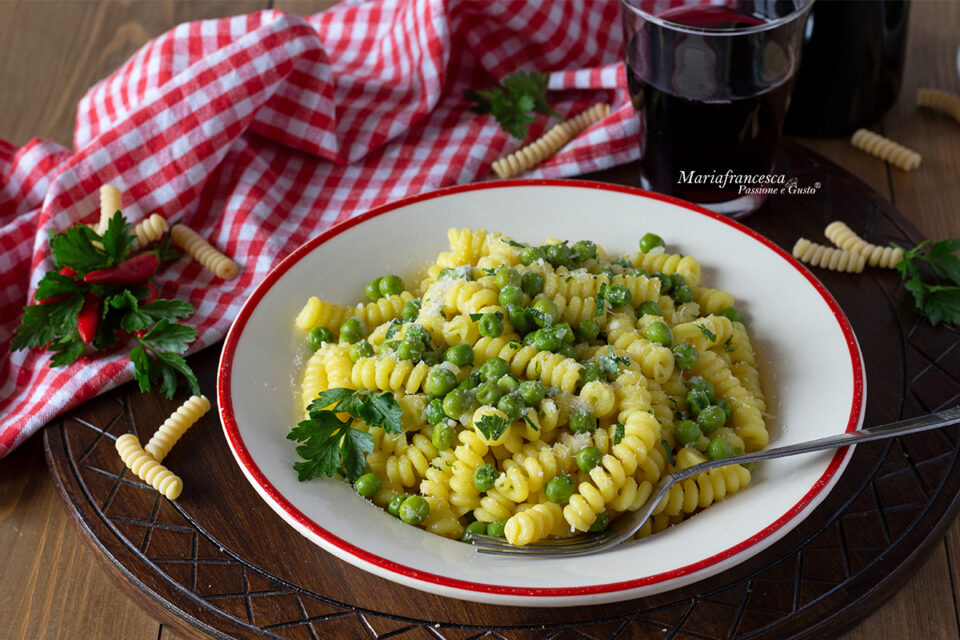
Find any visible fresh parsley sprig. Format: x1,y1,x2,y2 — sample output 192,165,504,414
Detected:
288,388,402,482
474,413,510,442
893,239,960,326
465,70,559,139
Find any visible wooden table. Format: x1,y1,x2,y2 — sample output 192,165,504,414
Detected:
1,2,958,638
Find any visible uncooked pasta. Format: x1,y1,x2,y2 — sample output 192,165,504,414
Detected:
850,129,921,171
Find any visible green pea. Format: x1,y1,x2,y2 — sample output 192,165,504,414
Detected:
443,389,469,419
552,322,574,345
645,321,673,347
532,299,559,327
579,361,601,386
719,306,743,323
480,357,509,381
388,494,410,517
405,323,431,347
697,405,726,433
506,304,532,334
638,232,665,253
497,393,524,421
573,240,598,262
339,317,366,344
487,520,508,537
741,461,757,473
637,300,662,317
606,284,632,308
576,446,602,473
652,272,673,294
530,327,561,352
458,372,482,391
589,512,611,532
718,398,733,423
611,256,633,269
521,272,545,297
478,312,504,338
575,318,600,343
444,343,474,367
475,380,502,406
473,464,497,492
401,298,421,322
569,409,597,433
558,344,577,359
396,339,424,362
545,474,576,504
630,267,649,278
518,380,545,406
399,495,430,524
381,340,399,355
365,278,383,302
463,520,488,539
672,343,697,371
494,265,521,289
379,275,405,297
355,472,381,498
306,326,333,350
425,367,457,397
597,354,620,377
688,376,717,402
498,284,524,308
519,246,545,265
707,436,735,460
686,389,711,417
349,340,374,363
672,283,694,305
497,375,519,395
426,398,447,426
674,419,702,446
422,351,443,366
544,244,572,267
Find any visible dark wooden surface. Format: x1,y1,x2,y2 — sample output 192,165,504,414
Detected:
2,1,960,639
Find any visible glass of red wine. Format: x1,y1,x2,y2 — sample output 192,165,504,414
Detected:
621,0,813,218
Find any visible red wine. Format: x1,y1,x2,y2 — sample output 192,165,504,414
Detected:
623,2,805,209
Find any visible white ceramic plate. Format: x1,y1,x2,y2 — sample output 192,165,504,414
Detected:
218,180,865,607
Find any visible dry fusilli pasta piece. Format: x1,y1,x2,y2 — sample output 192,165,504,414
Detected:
171,224,239,280
792,238,865,273
916,88,960,125
98,184,122,233
850,129,921,171
116,434,183,500
823,221,903,268
144,395,211,461
133,214,170,248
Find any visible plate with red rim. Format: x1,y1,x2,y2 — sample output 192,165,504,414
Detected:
217,179,865,607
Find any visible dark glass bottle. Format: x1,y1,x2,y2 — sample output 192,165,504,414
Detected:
784,0,911,138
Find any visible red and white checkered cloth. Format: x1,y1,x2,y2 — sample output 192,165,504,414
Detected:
0,0,649,458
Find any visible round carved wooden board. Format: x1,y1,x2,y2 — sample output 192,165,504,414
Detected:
44,143,960,640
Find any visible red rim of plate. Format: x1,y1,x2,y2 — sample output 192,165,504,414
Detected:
218,179,864,598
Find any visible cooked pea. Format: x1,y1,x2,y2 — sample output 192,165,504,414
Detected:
645,321,673,347
422,351,443,366
652,272,673,294
573,240,597,262
406,323,431,346
606,284,632,308
520,272,545,298
399,495,430,524
597,354,620,376
339,317,366,344
718,398,733,423
637,300,662,317
519,246,545,265
388,494,410,517
532,299,559,327
686,389,711,416
697,405,726,433
672,283,694,304
630,267,649,277
558,344,577,359
719,306,743,323
569,409,597,433
674,419,702,446
478,312,504,338
486,520,508,537
506,304,533,334
475,380,502,405
365,278,383,302
544,244,572,267
458,372,482,391
494,265,521,289
707,436,735,460
497,375,519,394
306,326,333,350
589,512,611,532
599,266,617,278
611,256,633,269
349,340,374,363
401,298,421,322
579,361,601,386
741,461,757,473
480,357,509,381
378,275,405,297
552,322,573,345
498,284,524,308
444,343,474,367
575,318,600,343
545,474,576,504
576,446,602,473
531,327,562,352
443,389,469,419
497,393,523,420
672,343,697,370
518,380,545,406
463,520,488,539
381,340,399,354
426,399,447,427
425,367,457,397
688,376,716,402
473,464,497,492
396,339,424,362
638,232,665,253
355,472,381,498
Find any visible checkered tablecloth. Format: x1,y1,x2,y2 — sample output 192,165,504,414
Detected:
0,0,652,457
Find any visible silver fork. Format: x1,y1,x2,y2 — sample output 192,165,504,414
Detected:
464,406,960,557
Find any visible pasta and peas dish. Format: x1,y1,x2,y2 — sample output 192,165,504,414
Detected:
289,229,767,546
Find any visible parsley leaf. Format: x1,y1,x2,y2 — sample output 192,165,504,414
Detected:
893,239,960,326
661,440,675,466
595,282,607,317
613,423,625,445
140,319,197,354
475,413,510,442
100,210,137,265
465,70,558,139
384,318,402,340
34,271,82,302
49,225,108,274
696,324,717,342
48,334,85,367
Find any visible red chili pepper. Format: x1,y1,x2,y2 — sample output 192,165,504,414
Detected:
77,291,102,345
83,253,158,286
142,282,159,305
36,293,70,305
59,266,77,278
